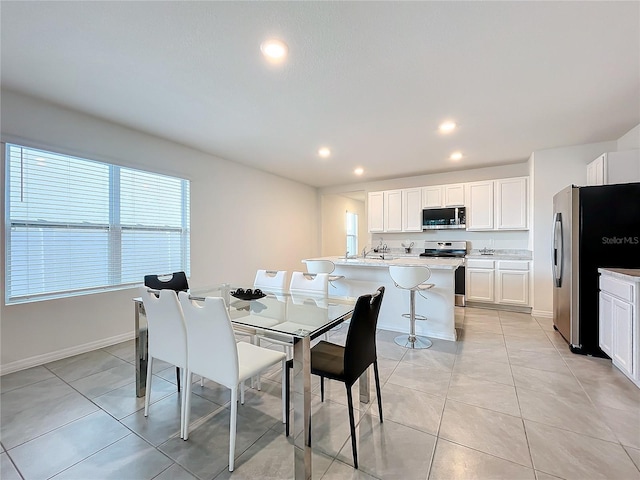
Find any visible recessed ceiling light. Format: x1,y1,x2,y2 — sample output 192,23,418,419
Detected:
439,121,456,133
450,151,463,161
318,147,331,158
354,167,364,175
260,39,288,61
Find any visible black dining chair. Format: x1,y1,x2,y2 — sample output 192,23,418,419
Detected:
285,286,385,469
144,272,189,391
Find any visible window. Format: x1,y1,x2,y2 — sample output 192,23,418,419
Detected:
346,211,358,257
4,143,190,304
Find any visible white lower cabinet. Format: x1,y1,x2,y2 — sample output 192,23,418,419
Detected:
467,267,495,302
496,261,529,305
599,292,613,357
466,259,530,307
598,269,639,387
612,298,634,376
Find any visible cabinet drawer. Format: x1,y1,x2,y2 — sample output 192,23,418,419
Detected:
466,259,494,269
497,260,529,271
600,276,634,302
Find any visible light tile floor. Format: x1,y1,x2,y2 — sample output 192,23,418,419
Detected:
2,307,640,480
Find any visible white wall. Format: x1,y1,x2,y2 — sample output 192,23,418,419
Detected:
0,90,320,373
529,141,616,316
618,124,640,150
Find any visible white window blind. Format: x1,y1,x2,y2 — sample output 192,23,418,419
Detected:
5,143,190,304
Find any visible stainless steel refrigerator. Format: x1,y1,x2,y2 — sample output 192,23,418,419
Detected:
552,183,640,356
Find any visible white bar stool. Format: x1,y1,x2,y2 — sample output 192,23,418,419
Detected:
304,259,344,288
388,265,435,349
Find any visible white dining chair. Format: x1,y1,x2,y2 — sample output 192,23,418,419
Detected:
253,269,288,292
178,292,287,472
138,286,188,438
289,271,329,296
253,269,290,377
289,271,331,340
305,260,344,288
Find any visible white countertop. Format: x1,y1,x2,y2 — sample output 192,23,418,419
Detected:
598,268,640,282
306,256,463,270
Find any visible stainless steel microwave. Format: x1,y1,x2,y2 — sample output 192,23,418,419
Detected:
422,207,466,230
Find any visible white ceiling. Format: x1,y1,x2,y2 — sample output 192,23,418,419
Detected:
1,1,639,188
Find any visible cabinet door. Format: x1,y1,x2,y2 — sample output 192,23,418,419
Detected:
599,292,613,357
594,155,606,185
496,177,528,230
586,161,597,186
466,268,495,302
384,190,403,232
612,298,633,376
497,270,529,305
367,191,384,233
422,186,443,208
444,184,465,207
402,188,423,232
465,181,494,230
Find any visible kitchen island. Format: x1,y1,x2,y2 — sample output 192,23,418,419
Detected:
303,256,463,341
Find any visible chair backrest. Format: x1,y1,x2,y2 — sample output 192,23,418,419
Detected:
144,271,189,292
138,286,187,368
343,286,385,386
289,271,329,296
388,265,432,290
254,269,287,292
178,292,239,389
305,260,336,275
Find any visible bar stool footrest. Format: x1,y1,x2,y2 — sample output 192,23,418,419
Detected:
401,313,427,321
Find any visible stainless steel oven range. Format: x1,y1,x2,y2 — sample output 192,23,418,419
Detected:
420,241,468,306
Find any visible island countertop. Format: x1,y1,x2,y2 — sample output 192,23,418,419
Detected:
302,255,460,341
305,256,463,270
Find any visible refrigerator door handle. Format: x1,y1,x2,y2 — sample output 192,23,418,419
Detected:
553,212,563,287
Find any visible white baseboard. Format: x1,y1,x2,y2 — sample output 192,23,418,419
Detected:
532,309,553,318
0,332,135,376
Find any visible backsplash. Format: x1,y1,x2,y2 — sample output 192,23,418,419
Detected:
366,229,529,254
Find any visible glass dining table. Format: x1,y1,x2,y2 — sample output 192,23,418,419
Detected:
133,284,366,480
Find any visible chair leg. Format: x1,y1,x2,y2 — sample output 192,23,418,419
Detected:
345,386,358,469
240,380,245,404
183,370,193,440
176,366,181,392
373,361,383,422
320,376,325,402
251,335,257,389
281,359,287,424
229,387,238,472
144,357,154,417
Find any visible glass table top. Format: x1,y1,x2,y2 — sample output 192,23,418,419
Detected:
187,284,356,339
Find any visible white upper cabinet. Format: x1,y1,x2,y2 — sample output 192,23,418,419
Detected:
496,177,528,230
367,191,384,233
421,186,443,208
422,183,465,208
466,177,528,231
402,188,423,232
444,184,465,206
383,190,403,232
586,150,640,186
465,181,494,230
